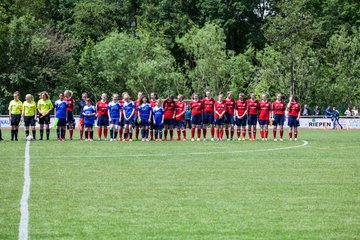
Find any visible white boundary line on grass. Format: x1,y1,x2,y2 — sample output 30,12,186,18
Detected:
19,141,31,240
45,140,309,159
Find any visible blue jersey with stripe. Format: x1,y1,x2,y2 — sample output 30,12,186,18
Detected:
79,100,86,118
54,100,68,119
83,105,96,124
138,103,152,120
153,106,164,125
123,101,135,119
107,101,122,119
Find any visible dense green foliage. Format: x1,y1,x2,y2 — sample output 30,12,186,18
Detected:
1,130,359,238
0,0,359,112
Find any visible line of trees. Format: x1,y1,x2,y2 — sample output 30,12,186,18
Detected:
0,0,359,113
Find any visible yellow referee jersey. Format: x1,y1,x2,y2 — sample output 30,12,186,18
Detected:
37,99,53,115
8,100,23,114
23,101,37,117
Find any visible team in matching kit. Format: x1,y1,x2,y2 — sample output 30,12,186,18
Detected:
5,90,301,142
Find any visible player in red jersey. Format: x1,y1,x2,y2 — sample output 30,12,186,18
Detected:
287,95,301,141
214,94,226,141
247,92,259,141
163,95,176,140
271,93,286,141
149,92,158,140
64,90,75,140
190,93,203,141
96,93,109,140
175,94,187,141
117,93,125,141
258,93,271,141
202,91,216,141
224,91,236,141
235,93,248,141
133,92,143,140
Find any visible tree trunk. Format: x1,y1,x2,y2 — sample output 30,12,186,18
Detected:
290,59,294,96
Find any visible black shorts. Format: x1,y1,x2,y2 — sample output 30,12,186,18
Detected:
39,113,51,125
11,114,21,126
24,116,36,127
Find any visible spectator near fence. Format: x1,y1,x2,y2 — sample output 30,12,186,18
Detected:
344,108,351,117
324,106,331,118
331,107,343,129
313,105,321,116
302,105,310,116
351,107,359,117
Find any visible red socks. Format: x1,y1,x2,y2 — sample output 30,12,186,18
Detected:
197,128,201,139
80,129,84,140
280,130,284,138
182,130,186,139
289,132,292,139
225,129,229,138
216,129,219,138
191,128,195,139
69,129,73,139
203,128,207,139
294,130,298,138
248,131,252,140
210,127,214,138
242,129,246,138
230,128,234,138
237,129,241,138
98,128,102,139
273,130,277,138
177,129,181,140
104,128,108,139
253,130,256,140
164,129,168,139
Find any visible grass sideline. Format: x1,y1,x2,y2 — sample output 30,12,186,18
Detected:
0,130,359,239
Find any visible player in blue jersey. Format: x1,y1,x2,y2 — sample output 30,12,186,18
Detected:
78,92,87,140
152,99,164,141
83,98,96,141
107,93,122,141
138,96,153,141
122,93,135,141
54,93,68,141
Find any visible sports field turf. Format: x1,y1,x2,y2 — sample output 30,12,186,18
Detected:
0,129,359,239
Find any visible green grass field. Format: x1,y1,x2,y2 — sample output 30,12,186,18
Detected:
0,129,359,239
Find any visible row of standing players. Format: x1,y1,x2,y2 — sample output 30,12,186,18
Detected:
5,90,301,142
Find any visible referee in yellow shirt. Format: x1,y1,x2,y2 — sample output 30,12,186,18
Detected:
8,91,23,141
21,94,37,140
37,91,53,140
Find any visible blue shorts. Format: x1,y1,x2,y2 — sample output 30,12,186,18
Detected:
57,118,67,127
153,124,163,131
174,120,184,128
248,114,258,126
140,118,150,127
225,113,235,125
215,118,225,126
164,118,174,126
203,113,214,125
85,123,94,128
191,114,202,125
97,115,109,126
110,118,120,125
273,114,285,126
67,111,74,123
259,120,269,125
288,116,300,127
124,118,134,125
235,116,247,127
